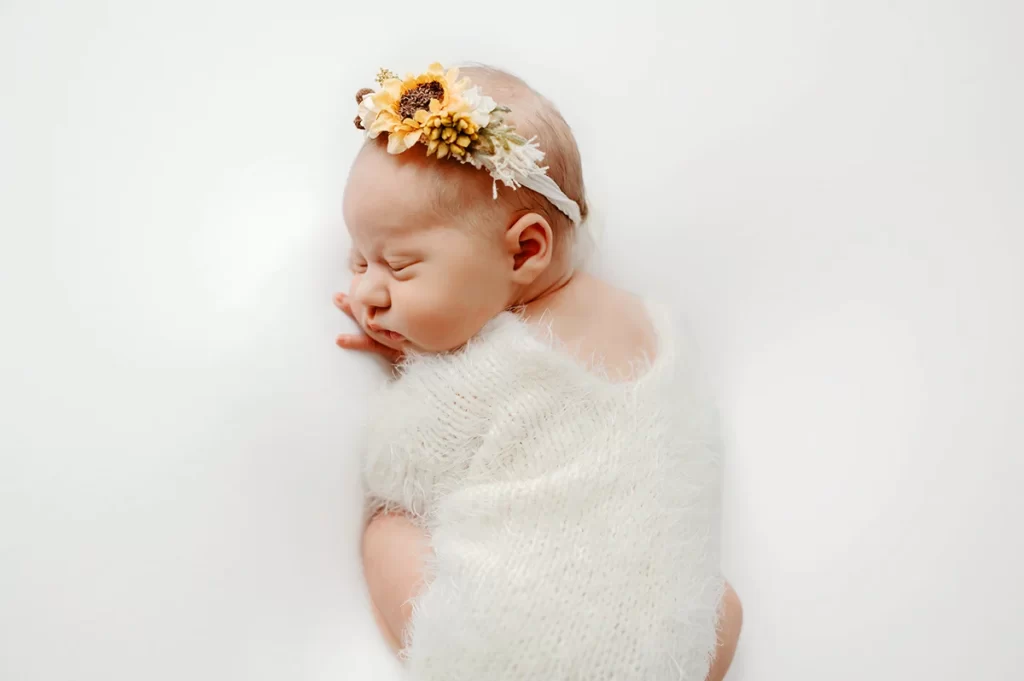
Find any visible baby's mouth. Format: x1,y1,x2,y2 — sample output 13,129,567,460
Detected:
368,323,404,343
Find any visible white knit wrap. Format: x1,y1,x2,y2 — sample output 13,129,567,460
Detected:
361,299,724,680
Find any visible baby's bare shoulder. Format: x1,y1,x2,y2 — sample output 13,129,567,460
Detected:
550,275,658,381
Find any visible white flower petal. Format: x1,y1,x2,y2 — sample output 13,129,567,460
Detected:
461,87,480,107
476,94,496,112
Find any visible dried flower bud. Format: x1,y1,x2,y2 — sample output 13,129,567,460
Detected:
353,88,375,129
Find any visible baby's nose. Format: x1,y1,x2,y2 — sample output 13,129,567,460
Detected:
350,271,390,310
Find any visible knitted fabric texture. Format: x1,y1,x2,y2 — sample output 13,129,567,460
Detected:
362,298,724,680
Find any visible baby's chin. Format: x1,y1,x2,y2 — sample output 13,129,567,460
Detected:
391,332,472,356
376,330,437,356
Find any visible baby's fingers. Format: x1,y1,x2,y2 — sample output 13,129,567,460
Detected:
336,334,404,364
333,292,355,319
336,333,378,352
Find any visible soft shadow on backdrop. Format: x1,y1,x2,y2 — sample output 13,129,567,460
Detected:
1,1,1022,680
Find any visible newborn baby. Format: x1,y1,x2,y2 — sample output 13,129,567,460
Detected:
335,63,742,680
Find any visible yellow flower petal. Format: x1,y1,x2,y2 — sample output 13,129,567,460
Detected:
388,131,421,154
427,62,444,75
436,142,449,159
405,130,423,147
414,109,431,124
446,67,459,84
370,116,395,136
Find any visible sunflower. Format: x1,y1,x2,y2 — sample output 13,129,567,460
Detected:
357,63,497,159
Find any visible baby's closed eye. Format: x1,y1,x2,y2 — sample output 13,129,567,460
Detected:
388,261,420,274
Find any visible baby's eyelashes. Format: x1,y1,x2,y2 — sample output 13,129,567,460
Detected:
347,256,419,276
387,261,421,274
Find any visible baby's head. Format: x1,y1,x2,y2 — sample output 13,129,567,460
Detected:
343,64,588,354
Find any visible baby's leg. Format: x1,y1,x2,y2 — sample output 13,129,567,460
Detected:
707,582,743,681
362,513,743,679
361,511,432,653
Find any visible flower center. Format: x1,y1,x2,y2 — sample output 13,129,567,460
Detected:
398,81,445,120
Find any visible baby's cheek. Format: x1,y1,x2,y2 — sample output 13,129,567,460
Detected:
402,291,465,351
403,292,445,343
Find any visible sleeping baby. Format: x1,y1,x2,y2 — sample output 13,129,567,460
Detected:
334,62,742,680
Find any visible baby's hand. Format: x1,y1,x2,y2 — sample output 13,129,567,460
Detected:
334,292,405,365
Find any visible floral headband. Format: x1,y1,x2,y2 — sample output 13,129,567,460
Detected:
354,63,582,226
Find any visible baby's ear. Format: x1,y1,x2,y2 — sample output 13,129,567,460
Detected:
504,212,554,285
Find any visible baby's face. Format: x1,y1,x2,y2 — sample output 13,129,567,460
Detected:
343,144,513,354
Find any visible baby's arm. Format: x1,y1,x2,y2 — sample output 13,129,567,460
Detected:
362,512,743,679
362,511,431,653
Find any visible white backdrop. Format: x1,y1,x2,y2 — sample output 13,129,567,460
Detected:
2,1,1022,679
